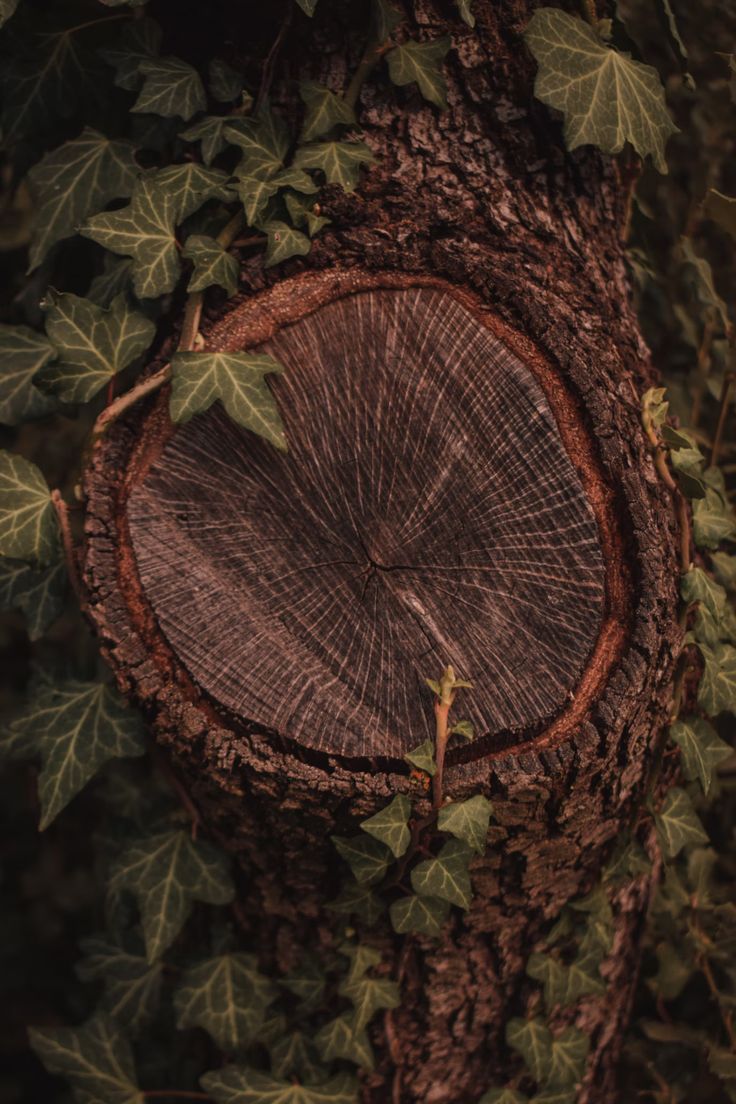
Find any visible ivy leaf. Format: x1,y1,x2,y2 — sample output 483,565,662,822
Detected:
237,175,281,225
339,942,381,982
29,1013,142,1104
371,0,403,42
41,293,155,403
76,935,163,1033
280,955,327,1010
456,0,475,27
389,893,450,936
8,679,146,829
110,828,235,961
339,973,400,1030
385,37,452,110
202,1065,358,1104
527,949,604,1008
270,1032,325,1084
479,1091,528,1104
360,793,411,858
170,351,286,448
299,81,356,141
0,324,57,424
532,1093,576,1104
183,234,239,296
692,488,736,549
0,0,19,28
293,141,375,191
262,220,312,268
0,557,66,639
697,642,736,715
680,238,730,334
132,55,206,120
89,257,135,308
649,941,692,1001
712,552,736,591
224,110,290,179
524,8,677,172
181,116,230,166
27,128,139,270
654,787,709,858
450,718,475,740
437,795,492,854
295,0,319,14
546,1027,589,1089
705,189,736,241
681,566,728,619
506,1018,552,1083
99,17,162,91
174,952,277,1049
410,838,473,909
314,1012,374,1070
327,879,384,924
0,450,58,563
404,739,436,775
284,192,331,237
670,717,731,794
209,58,244,103
153,163,234,220
332,834,391,885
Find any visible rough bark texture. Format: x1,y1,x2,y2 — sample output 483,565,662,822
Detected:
82,1,682,1101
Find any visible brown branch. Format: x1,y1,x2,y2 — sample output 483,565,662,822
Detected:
50,490,83,604
256,5,292,114
432,696,451,811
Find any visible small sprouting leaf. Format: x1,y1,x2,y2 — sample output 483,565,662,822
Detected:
76,935,163,1033
449,719,475,740
132,55,206,120
681,566,728,619
27,128,139,270
299,81,356,141
506,1018,552,1083
224,110,290,179
404,739,436,776
0,558,66,640
692,487,736,549
170,351,286,448
209,58,244,102
181,116,231,165
360,793,411,858
546,1027,589,1089
654,787,709,858
7,679,146,829
183,234,239,296
110,828,235,961
524,8,677,172
642,386,668,428
0,451,58,563
174,953,277,1049
0,325,57,425
293,140,375,191
479,1091,528,1104
29,1014,142,1104
411,838,473,909
339,972,400,1030
41,293,155,403
697,642,736,715
670,717,731,794
262,220,312,267
332,834,391,885
202,1065,358,1104
385,37,452,110
389,893,450,936
437,795,492,854
425,678,441,695
314,1012,374,1070
327,879,384,924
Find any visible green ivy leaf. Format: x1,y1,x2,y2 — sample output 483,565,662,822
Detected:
269,1032,325,1084
404,739,436,776
279,955,327,1010
524,8,677,172
680,238,730,334
385,37,452,110
183,234,239,296
29,1013,143,1104
332,834,391,885
449,718,475,740
170,351,286,448
224,110,290,179
654,787,709,858
360,793,411,858
209,58,244,103
202,1066,358,1104
327,879,384,923
237,175,280,225
284,192,331,237
0,450,58,563
180,115,231,166
0,324,57,425
89,257,135,307
437,795,492,854
546,1027,589,1089
295,0,319,14
99,17,162,91
76,935,163,1034
27,128,139,271
705,189,736,241
697,642,736,715
174,952,277,1049
410,838,473,909
41,293,155,403
532,1091,577,1104
299,81,356,141
389,893,450,936
0,557,66,639
132,55,206,120
7,679,146,828
293,140,375,191
339,973,400,1030
506,1018,552,1083
110,828,235,961
0,0,19,28
479,1091,528,1104
314,1012,374,1070
712,552,736,591
262,220,312,267
669,717,731,794
649,941,692,1001
681,566,728,619
371,0,403,41
527,948,605,1008
692,487,736,549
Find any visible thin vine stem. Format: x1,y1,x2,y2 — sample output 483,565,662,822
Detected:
50,490,83,603
710,371,734,469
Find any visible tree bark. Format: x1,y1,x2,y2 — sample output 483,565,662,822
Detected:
82,1,681,1100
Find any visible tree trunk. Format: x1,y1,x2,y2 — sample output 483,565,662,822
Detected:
82,1,681,1100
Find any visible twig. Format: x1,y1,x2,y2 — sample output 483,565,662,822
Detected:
50,490,83,603
432,695,452,811
710,371,734,469
641,410,691,574
256,4,292,114
151,744,202,840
